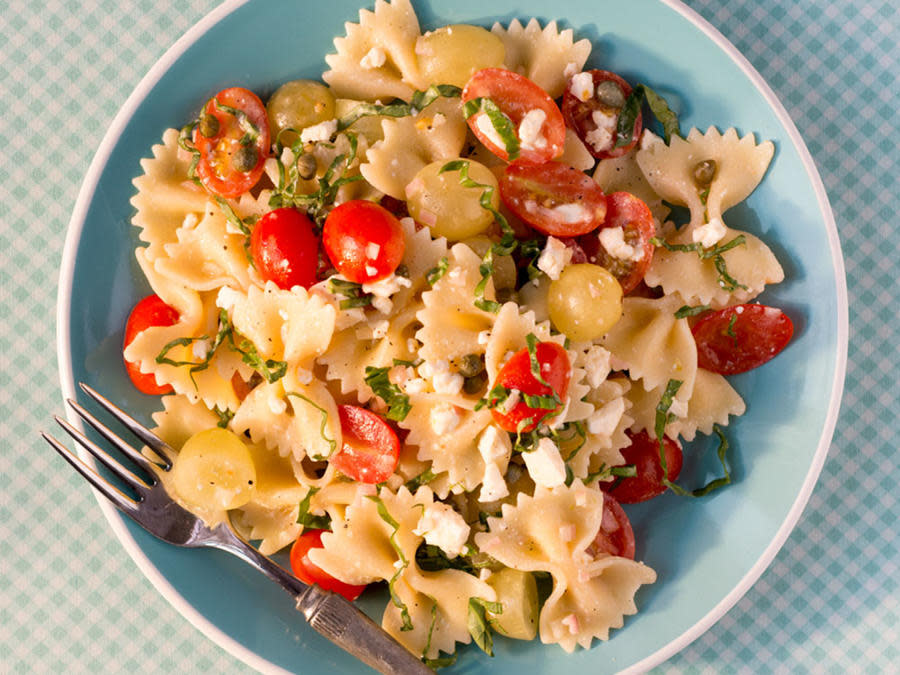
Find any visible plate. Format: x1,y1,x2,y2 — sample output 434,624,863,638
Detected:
57,0,847,672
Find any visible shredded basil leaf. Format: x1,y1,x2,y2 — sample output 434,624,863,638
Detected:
463,97,520,160
726,313,738,343
364,366,412,422
392,357,423,368
213,99,260,143
337,84,462,131
328,277,373,309
405,468,439,493
421,600,460,668
467,597,503,656
426,256,450,286
286,392,338,459
296,487,332,530
525,333,552,388
652,235,748,292
213,406,234,429
366,496,413,631
415,543,474,573
616,84,681,146
674,304,711,319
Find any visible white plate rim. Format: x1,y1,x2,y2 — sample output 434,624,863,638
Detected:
55,0,848,672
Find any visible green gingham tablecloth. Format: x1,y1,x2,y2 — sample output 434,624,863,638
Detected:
1,0,897,672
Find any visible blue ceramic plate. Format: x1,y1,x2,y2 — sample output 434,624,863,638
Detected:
58,0,847,672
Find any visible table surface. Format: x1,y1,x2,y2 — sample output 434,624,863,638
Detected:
2,0,897,672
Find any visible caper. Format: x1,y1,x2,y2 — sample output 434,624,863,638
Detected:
463,372,487,395
595,80,626,108
198,113,220,138
232,145,259,172
495,287,520,305
693,159,717,187
296,152,317,180
457,353,485,378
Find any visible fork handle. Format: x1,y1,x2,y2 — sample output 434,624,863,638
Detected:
297,587,433,675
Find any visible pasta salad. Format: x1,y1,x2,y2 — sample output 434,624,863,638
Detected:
121,0,793,666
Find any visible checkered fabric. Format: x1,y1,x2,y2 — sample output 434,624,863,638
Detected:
1,0,897,672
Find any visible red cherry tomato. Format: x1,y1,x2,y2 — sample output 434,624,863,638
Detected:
692,304,794,375
601,430,683,504
587,492,635,560
193,87,270,199
250,207,319,290
562,70,641,159
322,200,405,283
578,191,655,294
489,341,571,433
329,405,401,484
123,295,179,395
462,68,566,165
499,162,607,237
290,529,367,601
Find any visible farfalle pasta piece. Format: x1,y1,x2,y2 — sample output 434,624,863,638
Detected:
232,503,301,555
416,244,497,365
360,96,467,199
226,281,336,368
390,216,450,312
399,397,495,494
155,201,252,292
323,0,428,101
310,486,495,659
131,128,209,263
475,482,656,651
567,375,632,479
636,126,774,225
599,294,698,399
643,217,785,308
626,368,746,442
124,250,248,412
490,18,591,98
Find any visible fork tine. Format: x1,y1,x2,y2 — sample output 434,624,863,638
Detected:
78,382,173,469
54,415,151,492
67,398,163,476
41,431,139,514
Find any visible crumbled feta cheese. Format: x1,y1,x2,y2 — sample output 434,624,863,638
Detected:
598,226,642,261
404,377,428,394
413,502,470,558
587,397,626,436
479,568,493,581
268,395,287,415
215,286,242,312
561,613,580,635
537,236,573,280
300,119,337,144
523,438,567,488
569,72,594,102
478,426,508,463
335,307,366,330
365,242,381,260
477,330,491,345
364,264,378,277
585,110,617,152
362,273,412,298
583,345,612,388
518,108,547,151
692,217,727,249
668,396,689,419
280,145,296,167
432,369,464,395
191,338,212,361
295,367,314,385
479,461,509,503
359,46,387,69
551,202,590,224
371,296,393,314
474,112,510,150
430,403,461,435
181,212,199,229
371,320,390,339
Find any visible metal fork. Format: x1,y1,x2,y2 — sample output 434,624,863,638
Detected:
41,383,432,675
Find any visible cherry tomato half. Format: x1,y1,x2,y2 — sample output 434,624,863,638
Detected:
490,341,571,433
123,295,179,395
193,87,270,199
587,492,635,560
601,430,683,504
562,70,641,159
250,207,319,290
322,200,405,284
692,304,794,375
290,529,367,601
462,68,566,165
578,191,655,294
499,162,607,237
329,405,401,484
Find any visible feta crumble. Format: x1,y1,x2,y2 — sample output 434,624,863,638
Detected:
359,46,387,70
478,425,509,463
215,286,242,312
413,502,470,558
569,72,594,102
598,226,643,261
429,403,461,435
523,438,567,488
537,236,573,280
299,119,337,144
365,242,381,260
585,110,617,152
474,112,510,150
587,397,626,436
479,462,509,502
518,109,547,151
582,345,612,388
692,217,727,249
